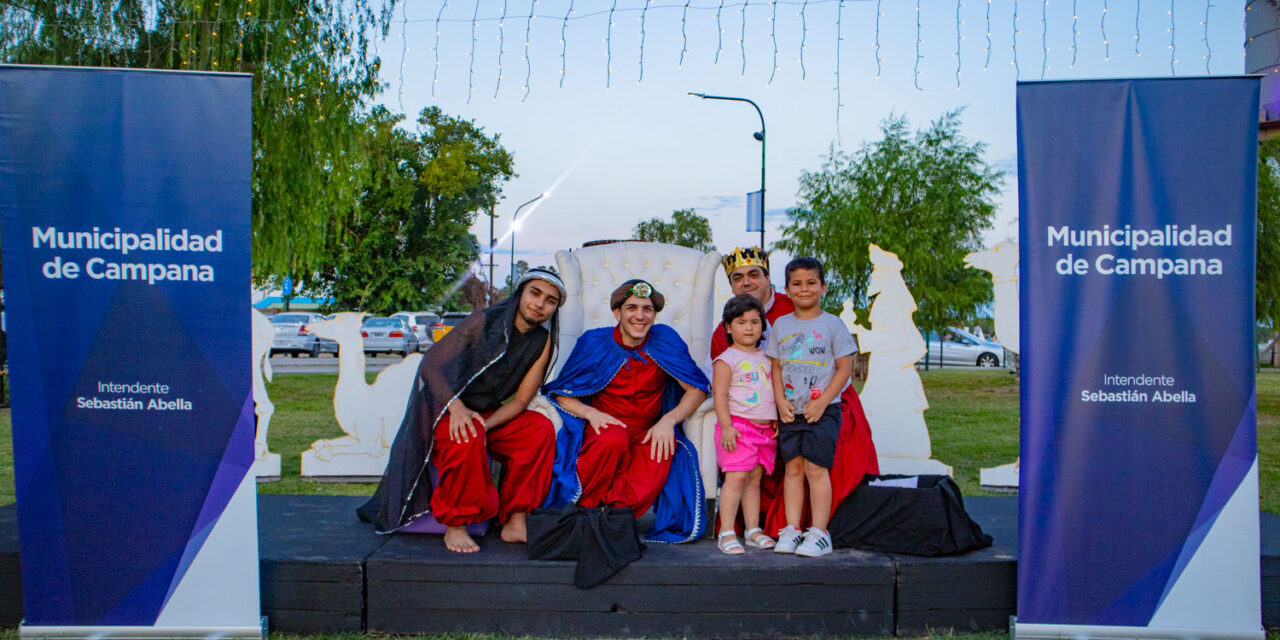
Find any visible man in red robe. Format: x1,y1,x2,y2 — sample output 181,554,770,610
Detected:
710,247,794,360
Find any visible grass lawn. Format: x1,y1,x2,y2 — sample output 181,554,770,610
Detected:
1,368,1276,506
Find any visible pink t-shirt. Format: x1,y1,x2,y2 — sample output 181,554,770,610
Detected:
713,347,777,422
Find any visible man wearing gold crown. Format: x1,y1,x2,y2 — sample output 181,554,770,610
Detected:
710,247,796,359
710,247,880,538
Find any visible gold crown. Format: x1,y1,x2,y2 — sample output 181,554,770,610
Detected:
722,247,769,276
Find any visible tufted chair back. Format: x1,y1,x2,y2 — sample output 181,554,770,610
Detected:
551,241,722,380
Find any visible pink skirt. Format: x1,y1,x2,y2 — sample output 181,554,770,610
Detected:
715,415,777,473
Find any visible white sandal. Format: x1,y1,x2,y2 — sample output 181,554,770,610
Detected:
717,530,746,555
744,527,776,549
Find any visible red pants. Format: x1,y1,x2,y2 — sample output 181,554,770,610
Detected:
430,409,555,526
577,420,671,517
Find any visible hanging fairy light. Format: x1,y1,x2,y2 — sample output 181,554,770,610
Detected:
1168,1,1176,75
467,0,479,104
638,0,649,83
432,1,447,98
836,0,846,140
1102,0,1110,61
560,1,573,87
495,0,508,100
985,0,992,70
398,1,408,111
1013,0,1021,78
1135,0,1141,56
1070,0,1078,68
679,0,690,67
522,0,536,101
1040,0,1048,80
801,0,811,80
606,1,616,89
769,0,779,85
915,0,924,90
1202,0,1211,74
955,0,963,88
715,0,726,67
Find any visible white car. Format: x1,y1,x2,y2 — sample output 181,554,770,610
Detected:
924,327,1004,367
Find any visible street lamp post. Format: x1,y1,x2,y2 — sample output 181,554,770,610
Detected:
689,92,766,251
509,193,546,288
487,205,496,305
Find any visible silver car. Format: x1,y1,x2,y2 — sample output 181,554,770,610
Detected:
270,312,338,357
362,316,420,357
391,311,438,351
924,327,1004,367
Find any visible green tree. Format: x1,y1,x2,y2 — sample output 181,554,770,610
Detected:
0,0,395,281
633,208,716,252
1258,139,1280,365
315,106,514,314
777,109,1003,334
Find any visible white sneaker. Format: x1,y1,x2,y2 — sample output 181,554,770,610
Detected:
795,527,832,558
774,525,802,554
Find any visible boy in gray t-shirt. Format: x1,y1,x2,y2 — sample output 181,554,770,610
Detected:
765,257,856,558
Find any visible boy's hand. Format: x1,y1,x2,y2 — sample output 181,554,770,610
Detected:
642,418,676,462
585,408,626,434
721,424,740,452
777,398,795,423
803,398,830,423
448,404,482,443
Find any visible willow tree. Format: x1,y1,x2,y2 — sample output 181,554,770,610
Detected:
0,0,396,282
777,109,1003,336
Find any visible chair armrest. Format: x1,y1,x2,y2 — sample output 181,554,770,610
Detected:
527,394,564,435
686,396,719,495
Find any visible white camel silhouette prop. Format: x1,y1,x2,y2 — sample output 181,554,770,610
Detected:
854,244,953,476
300,312,423,480
251,309,281,479
966,241,1021,488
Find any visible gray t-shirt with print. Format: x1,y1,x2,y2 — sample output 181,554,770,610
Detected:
765,311,857,414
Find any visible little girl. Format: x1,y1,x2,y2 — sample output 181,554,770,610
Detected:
713,294,779,554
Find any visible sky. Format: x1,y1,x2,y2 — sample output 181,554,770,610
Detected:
371,0,1249,290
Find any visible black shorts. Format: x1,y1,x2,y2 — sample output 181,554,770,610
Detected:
777,403,841,468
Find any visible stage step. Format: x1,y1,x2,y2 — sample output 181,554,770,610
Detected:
0,495,1276,636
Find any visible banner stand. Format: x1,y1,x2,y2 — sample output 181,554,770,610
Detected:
1014,621,1263,640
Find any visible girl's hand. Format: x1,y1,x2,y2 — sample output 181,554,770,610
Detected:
777,398,795,423
769,421,779,439
721,424,740,452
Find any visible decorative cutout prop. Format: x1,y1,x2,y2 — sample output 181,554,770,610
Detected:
853,244,952,476
965,241,1020,489
301,312,422,481
251,308,281,479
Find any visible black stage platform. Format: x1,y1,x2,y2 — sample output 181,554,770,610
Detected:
0,495,1276,637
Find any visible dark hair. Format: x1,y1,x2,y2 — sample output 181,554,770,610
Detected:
722,294,766,345
784,256,826,285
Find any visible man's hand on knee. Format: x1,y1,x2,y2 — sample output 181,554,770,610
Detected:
642,418,676,462
447,402,483,443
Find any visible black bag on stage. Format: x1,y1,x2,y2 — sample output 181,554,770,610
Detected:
527,505,645,588
828,474,993,556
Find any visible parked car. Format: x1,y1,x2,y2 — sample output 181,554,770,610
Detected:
362,316,419,357
391,311,439,350
923,327,1004,367
432,311,470,343
270,312,338,357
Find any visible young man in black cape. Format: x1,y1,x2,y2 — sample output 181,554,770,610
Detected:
357,269,566,553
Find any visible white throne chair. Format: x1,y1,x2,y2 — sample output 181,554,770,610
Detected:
528,241,723,496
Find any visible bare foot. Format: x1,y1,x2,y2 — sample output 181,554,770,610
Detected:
444,526,480,553
501,512,528,543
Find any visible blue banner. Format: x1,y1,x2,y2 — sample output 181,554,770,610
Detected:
0,66,259,635
1017,78,1261,639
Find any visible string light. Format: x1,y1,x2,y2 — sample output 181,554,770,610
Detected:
836,0,845,141
915,0,923,90
985,0,992,70
1040,0,1048,80
560,1,573,88
1070,0,1078,68
1203,0,1212,73
638,0,648,83
522,0,535,101
467,0,479,104
495,0,507,100
398,0,407,111
606,1,616,89
801,0,811,80
432,1,447,98
1102,0,1110,61
1135,0,1141,56
955,0,964,88
739,0,748,78
769,0,779,85
1012,0,1021,79
1168,1,1176,75
679,1,689,67
715,0,725,67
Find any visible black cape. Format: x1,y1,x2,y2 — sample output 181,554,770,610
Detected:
356,287,550,533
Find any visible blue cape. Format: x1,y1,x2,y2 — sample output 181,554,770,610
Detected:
543,324,711,543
